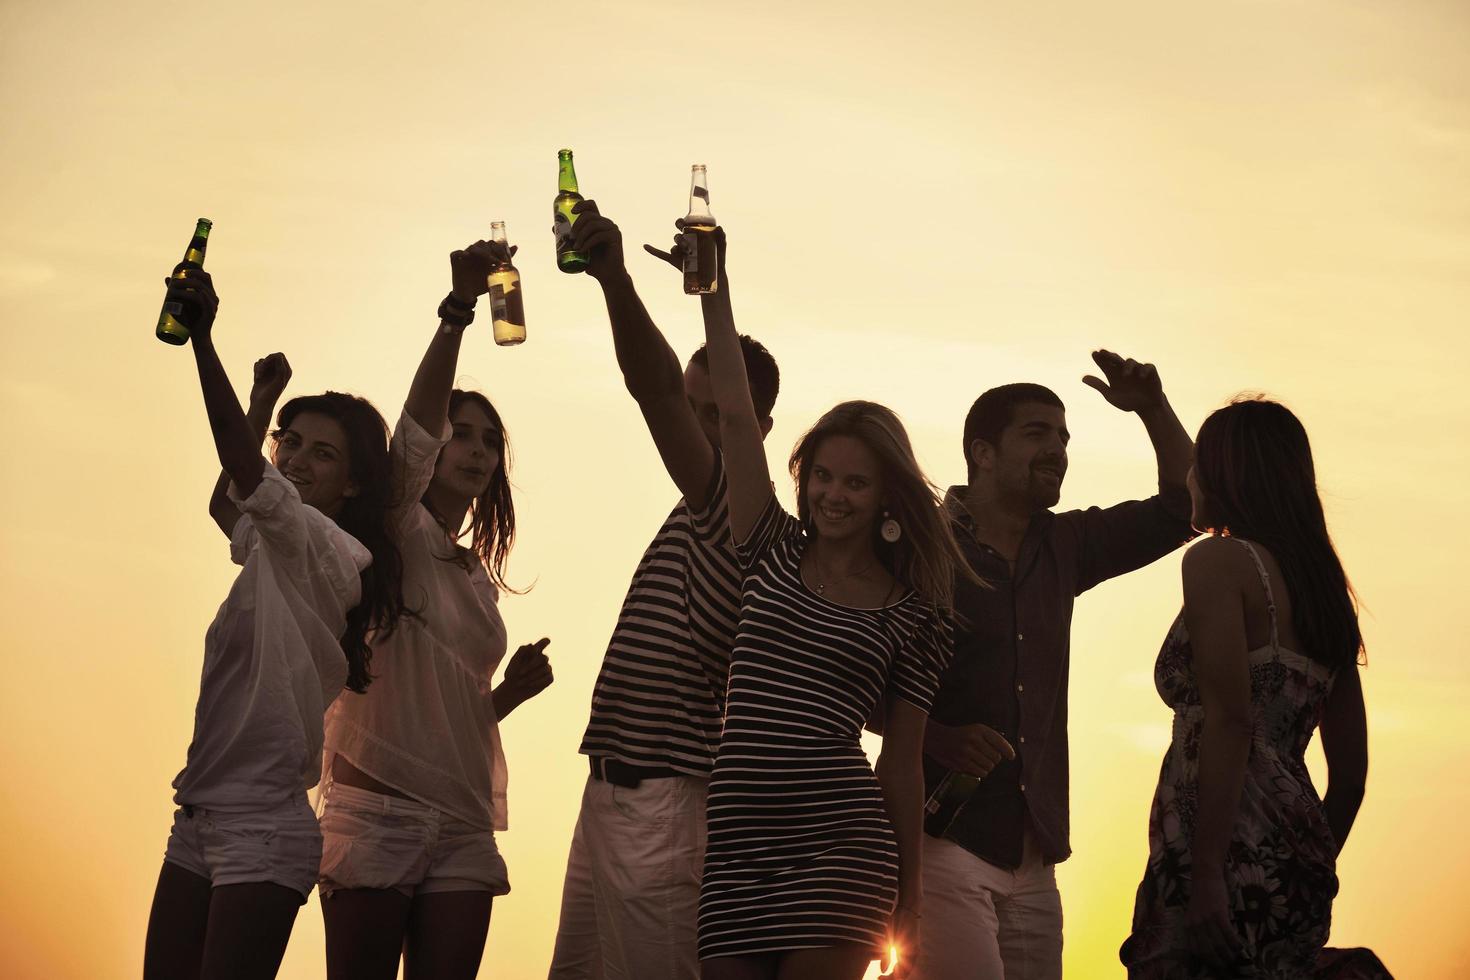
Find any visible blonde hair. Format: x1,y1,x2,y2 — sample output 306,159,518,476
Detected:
788,400,982,609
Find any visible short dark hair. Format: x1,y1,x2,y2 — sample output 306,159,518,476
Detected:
690,334,780,419
961,383,1065,479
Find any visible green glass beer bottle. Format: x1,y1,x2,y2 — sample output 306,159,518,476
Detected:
553,148,589,273
682,164,718,295
155,218,213,345
488,220,526,346
922,770,982,837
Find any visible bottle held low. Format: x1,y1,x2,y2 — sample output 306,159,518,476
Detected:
488,220,526,346
922,770,981,837
682,164,718,295
155,217,213,345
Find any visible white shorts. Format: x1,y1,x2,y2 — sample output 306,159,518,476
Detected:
318,783,510,899
163,796,322,901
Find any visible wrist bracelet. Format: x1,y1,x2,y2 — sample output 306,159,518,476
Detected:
438,292,475,331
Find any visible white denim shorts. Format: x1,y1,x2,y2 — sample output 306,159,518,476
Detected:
163,796,322,901
318,783,510,899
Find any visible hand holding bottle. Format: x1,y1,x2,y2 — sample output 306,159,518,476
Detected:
161,267,220,342
448,240,503,306
644,220,727,290
568,200,627,283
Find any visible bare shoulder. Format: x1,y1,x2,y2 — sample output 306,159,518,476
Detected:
1181,535,1254,590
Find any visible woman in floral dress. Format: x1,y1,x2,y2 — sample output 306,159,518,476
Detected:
1120,397,1385,978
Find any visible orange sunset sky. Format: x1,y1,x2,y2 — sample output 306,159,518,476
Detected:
2,1,1468,977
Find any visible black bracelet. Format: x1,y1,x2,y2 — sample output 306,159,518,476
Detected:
437,292,475,330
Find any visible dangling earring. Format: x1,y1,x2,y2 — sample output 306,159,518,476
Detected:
880,509,902,543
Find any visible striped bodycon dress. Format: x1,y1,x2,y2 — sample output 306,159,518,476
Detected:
698,497,954,960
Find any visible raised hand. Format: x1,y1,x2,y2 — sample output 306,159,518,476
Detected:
569,200,626,282
448,240,505,304
251,352,292,404
924,721,1016,779
163,267,220,340
644,220,727,284
1082,350,1165,414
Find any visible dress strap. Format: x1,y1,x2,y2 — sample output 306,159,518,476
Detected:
1234,539,1280,651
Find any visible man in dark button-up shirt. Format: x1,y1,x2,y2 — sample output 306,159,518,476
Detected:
914,352,1194,980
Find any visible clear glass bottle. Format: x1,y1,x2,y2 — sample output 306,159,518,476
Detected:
681,165,717,295
487,221,525,346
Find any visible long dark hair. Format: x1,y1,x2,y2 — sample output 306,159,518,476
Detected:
1193,396,1364,669
421,389,519,593
789,400,982,610
272,392,406,692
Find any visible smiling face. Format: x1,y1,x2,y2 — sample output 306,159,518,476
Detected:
987,402,1070,511
271,411,357,516
805,433,885,543
432,399,502,505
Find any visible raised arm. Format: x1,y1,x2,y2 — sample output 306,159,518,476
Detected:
404,240,503,433
570,201,716,509
1319,661,1368,854
876,697,928,973
696,229,771,543
1180,538,1252,967
208,353,292,538
1083,349,1192,499
171,269,267,509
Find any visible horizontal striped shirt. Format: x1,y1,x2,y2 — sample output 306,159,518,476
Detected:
578,457,739,777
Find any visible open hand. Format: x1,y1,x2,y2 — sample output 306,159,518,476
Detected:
449,240,508,304
924,721,1015,779
251,352,292,403
1082,350,1164,414
569,201,626,282
163,267,219,339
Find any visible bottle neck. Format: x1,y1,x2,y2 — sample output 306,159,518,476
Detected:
558,154,580,193
490,221,508,244
686,168,714,224
184,220,211,264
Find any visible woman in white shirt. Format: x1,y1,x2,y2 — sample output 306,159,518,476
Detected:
318,239,554,980
143,269,406,980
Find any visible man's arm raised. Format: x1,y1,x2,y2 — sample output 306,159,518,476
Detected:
572,200,716,509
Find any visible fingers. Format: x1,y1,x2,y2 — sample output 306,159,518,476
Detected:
1081,374,1109,395
643,244,674,263
979,726,1016,761
571,199,600,217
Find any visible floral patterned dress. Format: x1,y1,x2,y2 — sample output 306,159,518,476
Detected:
1120,539,1342,978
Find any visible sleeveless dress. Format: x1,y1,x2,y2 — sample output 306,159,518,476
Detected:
697,496,954,960
1121,539,1344,978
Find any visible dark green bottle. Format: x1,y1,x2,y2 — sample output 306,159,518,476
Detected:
553,149,589,273
156,218,213,345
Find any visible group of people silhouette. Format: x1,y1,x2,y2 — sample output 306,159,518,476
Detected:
142,195,1390,980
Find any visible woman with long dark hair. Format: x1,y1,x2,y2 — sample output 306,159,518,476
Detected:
316,240,553,980
143,269,405,980
680,226,969,980
1121,396,1380,978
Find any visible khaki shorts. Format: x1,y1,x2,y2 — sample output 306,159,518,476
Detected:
318,782,510,899
163,796,322,901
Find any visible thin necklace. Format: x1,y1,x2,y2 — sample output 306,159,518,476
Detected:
809,539,875,595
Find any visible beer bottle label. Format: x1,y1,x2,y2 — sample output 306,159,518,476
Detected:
489,280,524,325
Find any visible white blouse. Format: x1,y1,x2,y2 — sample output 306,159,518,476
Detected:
173,464,370,810
323,411,511,831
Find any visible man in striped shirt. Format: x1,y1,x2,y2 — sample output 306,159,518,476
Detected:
547,204,780,980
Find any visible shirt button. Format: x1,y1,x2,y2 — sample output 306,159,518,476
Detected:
1019,736,1026,744
1020,783,1027,792
1017,632,1024,641
1017,684,1024,693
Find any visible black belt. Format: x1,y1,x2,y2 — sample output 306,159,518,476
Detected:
589,755,679,788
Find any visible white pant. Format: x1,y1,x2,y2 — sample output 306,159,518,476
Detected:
914,831,1063,980
547,773,707,980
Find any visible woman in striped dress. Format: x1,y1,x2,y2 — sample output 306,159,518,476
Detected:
682,226,972,980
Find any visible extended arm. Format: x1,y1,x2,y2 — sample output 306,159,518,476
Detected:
571,201,715,508
1083,349,1192,498
876,698,928,968
173,270,266,508
403,241,502,433
1319,662,1368,854
208,354,291,538
697,230,771,542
